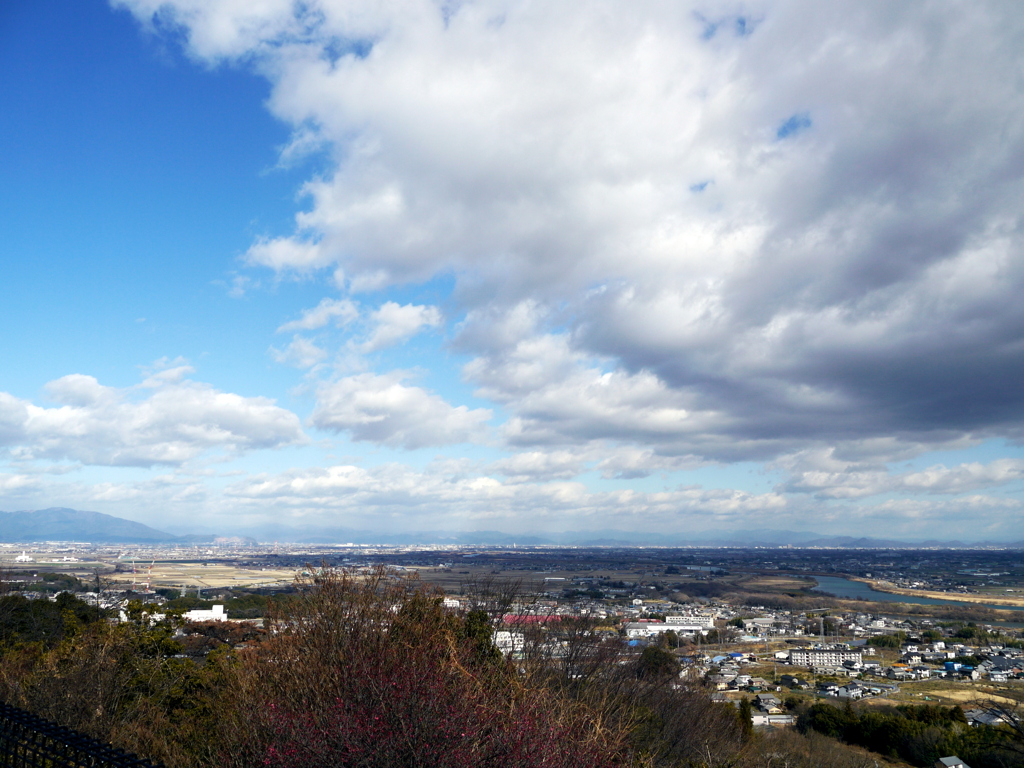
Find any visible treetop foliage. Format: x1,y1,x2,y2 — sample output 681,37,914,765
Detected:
3,568,1008,768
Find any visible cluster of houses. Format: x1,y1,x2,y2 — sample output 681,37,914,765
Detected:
894,643,1024,683
812,680,901,699
702,635,1024,712
706,652,771,692
767,639,1024,687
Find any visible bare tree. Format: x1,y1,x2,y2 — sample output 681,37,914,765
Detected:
970,693,1024,762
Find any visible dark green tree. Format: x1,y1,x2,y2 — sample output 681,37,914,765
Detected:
737,697,754,742
636,645,680,679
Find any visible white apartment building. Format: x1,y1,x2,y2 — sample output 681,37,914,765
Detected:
184,604,228,622
625,622,708,638
494,630,525,655
789,647,863,667
666,614,716,629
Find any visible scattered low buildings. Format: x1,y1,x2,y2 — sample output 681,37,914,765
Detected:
965,709,1011,728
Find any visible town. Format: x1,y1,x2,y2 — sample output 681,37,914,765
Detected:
4,540,1024,732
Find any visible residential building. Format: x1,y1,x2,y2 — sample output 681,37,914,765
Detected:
789,647,862,667
494,630,525,655
184,604,227,622
666,614,716,629
624,622,706,638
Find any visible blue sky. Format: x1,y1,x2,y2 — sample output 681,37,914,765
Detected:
2,0,1024,541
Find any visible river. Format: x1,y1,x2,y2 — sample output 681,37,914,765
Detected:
810,575,1024,614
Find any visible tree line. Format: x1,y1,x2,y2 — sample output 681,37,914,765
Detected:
0,568,982,768
799,701,1024,768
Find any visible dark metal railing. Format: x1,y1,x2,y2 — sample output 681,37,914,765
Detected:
0,703,162,767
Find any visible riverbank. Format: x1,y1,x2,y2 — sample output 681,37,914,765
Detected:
850,576,1024,609
807,575,1024,623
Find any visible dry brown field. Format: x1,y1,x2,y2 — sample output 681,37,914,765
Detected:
104,562,298,591
411,561,685,597
738,574,814,591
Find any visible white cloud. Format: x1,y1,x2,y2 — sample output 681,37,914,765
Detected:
11,457,1023,539
358,301,442,353
141,366,195,387
901,461,1024,494
479,445,707,483
464,332,741,455
277,297,358,332
224,461,788,531
0,393,30,445
0,373,305,467
485,450,584,484
102,1,1024,537
227,274,258,298
0,473,40,494
310,371,491,449
817,496,1024,541
595,448,706,480
270,335,329,369
781,451,1024,500
245,236,327,272
110,0,305,60
112,0,1024,469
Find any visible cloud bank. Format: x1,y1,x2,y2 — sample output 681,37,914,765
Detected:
0,370,304,467
77,0,1024,535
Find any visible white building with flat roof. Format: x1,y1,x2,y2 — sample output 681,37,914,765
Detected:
184,604,227,622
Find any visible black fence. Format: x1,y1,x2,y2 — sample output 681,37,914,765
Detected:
0,703,162,767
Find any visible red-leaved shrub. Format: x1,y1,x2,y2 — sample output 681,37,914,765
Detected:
221,568,621,768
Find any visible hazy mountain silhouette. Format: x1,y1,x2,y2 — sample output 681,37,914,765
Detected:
0,508,176,543
4,509,1020,548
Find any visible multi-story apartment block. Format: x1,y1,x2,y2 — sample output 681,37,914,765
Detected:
790,647,863,667
666,614,716,629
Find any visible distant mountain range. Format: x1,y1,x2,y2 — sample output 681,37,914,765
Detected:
2,508,1022,548
0,508,177,543
0,508,256,546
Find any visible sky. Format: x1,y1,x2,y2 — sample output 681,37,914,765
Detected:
2,0,1024,541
